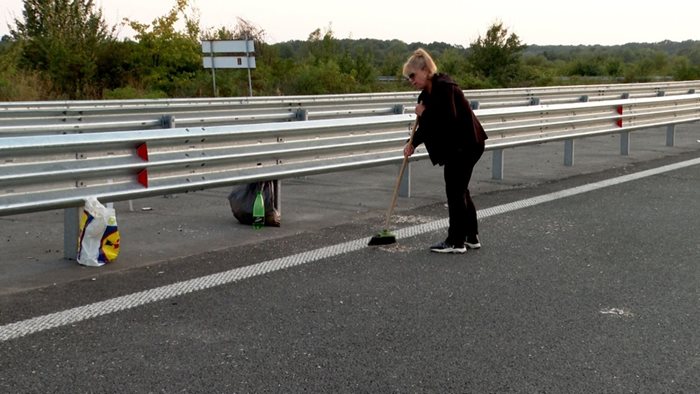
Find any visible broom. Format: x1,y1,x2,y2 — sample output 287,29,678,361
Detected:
368,117,419,246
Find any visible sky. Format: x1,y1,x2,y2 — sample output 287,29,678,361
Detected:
2,0,700,47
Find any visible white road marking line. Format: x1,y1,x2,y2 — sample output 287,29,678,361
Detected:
2,157,699,342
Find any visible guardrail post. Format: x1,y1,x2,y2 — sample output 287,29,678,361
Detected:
63,207,80,260
564,140,575,166
529,97,541,105
295,109,309,121
617,95,630,156
492,149,504,180
620,132,631,156
666,124,676,147
564,96,589,166
158,115,177,202
162,115,176,128
274,180,281,215
470,101,480,110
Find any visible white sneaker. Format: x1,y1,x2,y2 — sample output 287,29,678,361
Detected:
430,241,467,254
466,235,481,249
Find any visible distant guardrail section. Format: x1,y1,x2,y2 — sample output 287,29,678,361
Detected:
1,80,698,136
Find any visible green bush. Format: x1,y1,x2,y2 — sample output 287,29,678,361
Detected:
103,86,168,99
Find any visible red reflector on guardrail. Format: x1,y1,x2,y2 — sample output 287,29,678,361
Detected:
137,143,148,161
138,169,148,188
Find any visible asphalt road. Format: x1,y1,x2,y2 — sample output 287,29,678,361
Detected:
0,125,699,393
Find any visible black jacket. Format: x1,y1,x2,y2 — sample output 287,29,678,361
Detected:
412,73,487,165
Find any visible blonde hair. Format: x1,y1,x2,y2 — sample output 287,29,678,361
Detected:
402,48,438,78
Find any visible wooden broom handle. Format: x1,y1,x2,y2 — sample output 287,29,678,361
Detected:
384,117,419,228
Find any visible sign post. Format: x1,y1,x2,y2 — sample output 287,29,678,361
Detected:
208,43,217,95
201,40,256,97
245,37,253,97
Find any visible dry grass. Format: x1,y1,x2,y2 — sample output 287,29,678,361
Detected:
0,70,57,101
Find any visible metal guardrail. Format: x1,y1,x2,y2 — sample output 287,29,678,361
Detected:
481,94,700,177
2,93,698,259
465,80,699,108
2,94,699,217
0,95,408,136
1,81,698,136
1,116,413,215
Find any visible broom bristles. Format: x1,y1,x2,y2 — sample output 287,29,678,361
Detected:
368,229,397,246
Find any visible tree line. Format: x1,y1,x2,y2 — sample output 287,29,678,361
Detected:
2,0,700,101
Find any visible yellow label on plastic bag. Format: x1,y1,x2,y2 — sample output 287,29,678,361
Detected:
101,226,120,263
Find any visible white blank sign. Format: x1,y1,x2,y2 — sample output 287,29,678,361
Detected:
201,40,255,54
202,56,256,69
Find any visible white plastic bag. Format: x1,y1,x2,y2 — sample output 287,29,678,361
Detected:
76,197,120,267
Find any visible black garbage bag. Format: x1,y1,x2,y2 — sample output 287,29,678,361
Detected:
228,181,281,227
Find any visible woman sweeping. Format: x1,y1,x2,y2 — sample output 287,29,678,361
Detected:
402,48,488,254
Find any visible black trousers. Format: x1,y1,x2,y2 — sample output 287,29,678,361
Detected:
443,143,485,245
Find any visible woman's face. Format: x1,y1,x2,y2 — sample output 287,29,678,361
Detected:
406,67,430,90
